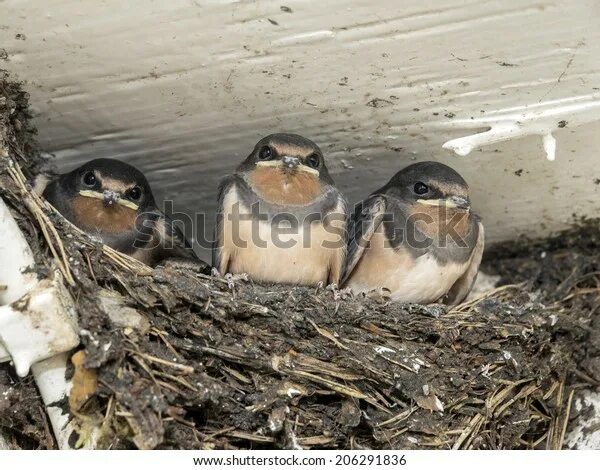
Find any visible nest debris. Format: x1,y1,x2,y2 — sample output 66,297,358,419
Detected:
1,73,599,450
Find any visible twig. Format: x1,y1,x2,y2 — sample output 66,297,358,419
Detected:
126,350,194,374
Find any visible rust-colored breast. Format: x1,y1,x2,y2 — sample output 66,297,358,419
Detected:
249,167,323,206
71,196,138,234
410,203,471,242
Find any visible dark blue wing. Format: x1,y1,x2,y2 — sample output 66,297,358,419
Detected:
212,174,238,273
156,212,210,271
341,194,387,284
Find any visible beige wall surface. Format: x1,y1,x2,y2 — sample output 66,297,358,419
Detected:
1,0,599,255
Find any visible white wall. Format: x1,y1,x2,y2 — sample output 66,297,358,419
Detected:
2,0,599,254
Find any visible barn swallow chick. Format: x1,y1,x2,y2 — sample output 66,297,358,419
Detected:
342,162,484,305
213,133,347,285
34,158,208,269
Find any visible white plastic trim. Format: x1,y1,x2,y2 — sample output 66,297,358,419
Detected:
0,195,81,448
31,352,74,450
440,94,600,161
0,278,79,377
0,335,7,362
565,390,600,449
0,194,37,363
0,194,38,305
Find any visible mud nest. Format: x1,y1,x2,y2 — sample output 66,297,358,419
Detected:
1,72,599,450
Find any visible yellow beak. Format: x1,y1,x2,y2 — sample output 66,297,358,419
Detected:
256,159,319,176
78,190,139,211
417,196,470,211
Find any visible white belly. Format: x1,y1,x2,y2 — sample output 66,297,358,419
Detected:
345,230,466,304
221,188,344,285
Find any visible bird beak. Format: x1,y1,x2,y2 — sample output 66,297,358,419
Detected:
417,196,471,211
256,156,319,176
78,190,139,211
448,195,471,210
281,155,300,172
103,190,120,207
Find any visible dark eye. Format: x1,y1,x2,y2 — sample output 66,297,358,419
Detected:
414,182,429,195
128,186,142,201
258,146,273,160
307,153,320,169
82,171,96,187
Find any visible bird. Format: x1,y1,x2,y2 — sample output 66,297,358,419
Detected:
213,133,347,286
341,161,484,305
33,158,208,269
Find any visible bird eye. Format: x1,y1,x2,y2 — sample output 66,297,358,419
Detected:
128,186,142,201
82,171,96,187
258,146,273,160
307,153,320,169
414,182,429,195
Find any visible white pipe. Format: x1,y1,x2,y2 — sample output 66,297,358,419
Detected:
0,194,36,363
0,195,38,305
0,277,79,377
565,390,600,449
31,352,74,450
0,196,81,448
0,340,8,362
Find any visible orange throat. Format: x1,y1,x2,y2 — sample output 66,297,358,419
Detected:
248,166,324,206
71,195,138,234
409,202,472,242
